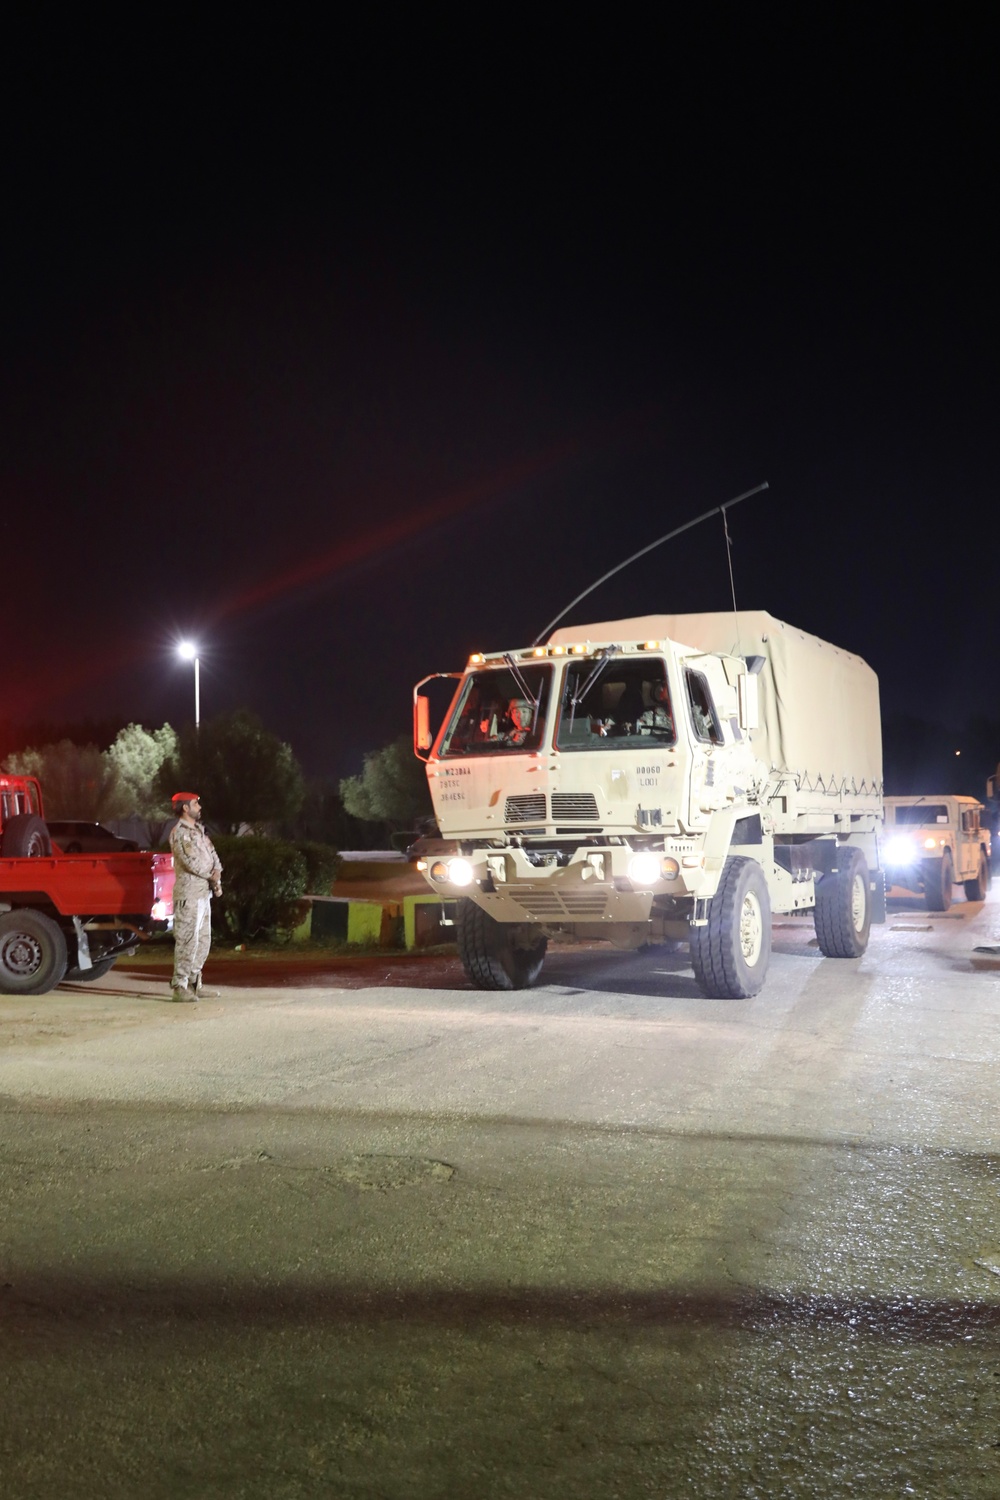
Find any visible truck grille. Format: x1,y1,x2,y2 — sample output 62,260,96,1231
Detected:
551,793,599,819
511,891,610,920
505,795,546,822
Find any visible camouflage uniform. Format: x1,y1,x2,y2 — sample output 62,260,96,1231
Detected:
170,819,223,995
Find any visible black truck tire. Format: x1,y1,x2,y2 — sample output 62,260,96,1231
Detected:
814,845,871,957
0,910,69,994
1,814,52,859
689,856,771,999
456,899,547,990
964,853,988,904
924,850,953,912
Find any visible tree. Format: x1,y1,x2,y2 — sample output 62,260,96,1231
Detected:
7,740,123,820
107,722,178,817
340,734,434,831
158,709,305,834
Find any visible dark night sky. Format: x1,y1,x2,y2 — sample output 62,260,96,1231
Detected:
2,13,996,781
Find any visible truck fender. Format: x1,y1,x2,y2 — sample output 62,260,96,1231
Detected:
703,807,763,872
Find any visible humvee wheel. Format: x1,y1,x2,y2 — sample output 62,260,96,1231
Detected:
0,910,68,995
456,900,548,990
924,850,953,912
964,852,988,904
815,845,871,957
690,856,771,999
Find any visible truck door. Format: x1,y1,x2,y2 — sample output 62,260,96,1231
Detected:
684,666,724,825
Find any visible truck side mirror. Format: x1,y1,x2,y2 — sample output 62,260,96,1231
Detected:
414,695,432,754
737,672,759,732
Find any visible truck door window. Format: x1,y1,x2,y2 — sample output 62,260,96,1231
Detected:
556,660,675,751
439,664,552,756
685,669,724,745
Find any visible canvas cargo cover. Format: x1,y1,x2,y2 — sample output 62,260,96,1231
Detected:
549,611,882,802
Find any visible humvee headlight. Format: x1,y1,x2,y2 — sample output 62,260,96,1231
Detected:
884,835,917,865
628,852,661,887
661,857,680,881
429,861,449,881
923,836,940,850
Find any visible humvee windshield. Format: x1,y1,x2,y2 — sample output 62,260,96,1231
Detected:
893,804,948,825
439,664,552,756
556,658,675,751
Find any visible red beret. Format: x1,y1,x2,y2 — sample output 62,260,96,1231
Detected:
171,791,200,804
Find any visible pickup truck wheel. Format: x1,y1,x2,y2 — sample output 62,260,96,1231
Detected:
690,856,771,999
964,853,988,903
924,850,953,912
1,814,52,859
814,846,871,957
0,910,68,995
456,899,547,990
64,957,117,983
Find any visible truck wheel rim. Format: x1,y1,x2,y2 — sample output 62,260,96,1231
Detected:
0,931,42,977
851,872,866,931
740,893,763,966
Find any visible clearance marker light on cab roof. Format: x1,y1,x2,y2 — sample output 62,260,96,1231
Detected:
469,653,484,664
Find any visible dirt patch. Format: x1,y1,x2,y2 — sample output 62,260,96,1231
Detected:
117,949,473,990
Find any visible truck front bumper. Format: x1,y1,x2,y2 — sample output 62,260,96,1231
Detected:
417,840,711,925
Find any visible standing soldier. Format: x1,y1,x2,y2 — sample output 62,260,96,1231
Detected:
169,792,223,1002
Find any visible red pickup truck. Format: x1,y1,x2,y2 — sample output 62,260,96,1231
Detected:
0,772,174,994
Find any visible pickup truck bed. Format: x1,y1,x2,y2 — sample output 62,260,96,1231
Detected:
0,851,174,994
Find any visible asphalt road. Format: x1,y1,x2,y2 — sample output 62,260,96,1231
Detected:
2,894,1000,1499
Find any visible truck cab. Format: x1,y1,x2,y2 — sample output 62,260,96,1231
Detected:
0,773,45,854
882,795,991,910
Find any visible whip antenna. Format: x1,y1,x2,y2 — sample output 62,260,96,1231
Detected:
533,481,769,646
722,504,742,658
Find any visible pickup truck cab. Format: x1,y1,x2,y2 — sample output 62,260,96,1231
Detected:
882,794,991,911
0,772,174,994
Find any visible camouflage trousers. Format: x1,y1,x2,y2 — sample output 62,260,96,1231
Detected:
172,889,213,989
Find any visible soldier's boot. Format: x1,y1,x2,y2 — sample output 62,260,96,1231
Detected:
169,982,196,1003
192,973,220,999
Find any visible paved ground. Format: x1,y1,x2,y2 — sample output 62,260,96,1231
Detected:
2,893,1000,1498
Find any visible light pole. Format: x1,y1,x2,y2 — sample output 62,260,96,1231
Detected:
178,641,200,730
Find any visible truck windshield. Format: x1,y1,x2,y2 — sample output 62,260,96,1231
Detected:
439,664,552,756
556,659,675,751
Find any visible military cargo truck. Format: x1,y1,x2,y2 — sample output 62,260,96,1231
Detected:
882,794,991,910
412,611,884,999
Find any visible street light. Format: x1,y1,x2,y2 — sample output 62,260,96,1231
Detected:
177,641,200,730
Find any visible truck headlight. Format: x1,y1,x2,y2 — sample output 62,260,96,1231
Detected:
883,835,917,865
429,858,475,887
628,852,661,887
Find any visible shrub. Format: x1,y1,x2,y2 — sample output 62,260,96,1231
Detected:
298,841,342,896
210,836,308,942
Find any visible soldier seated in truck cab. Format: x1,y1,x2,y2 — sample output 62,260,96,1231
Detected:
558,664,676,747
637,682,674,737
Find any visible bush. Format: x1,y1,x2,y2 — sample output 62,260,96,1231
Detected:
298,841,342,896
211,836,309,942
